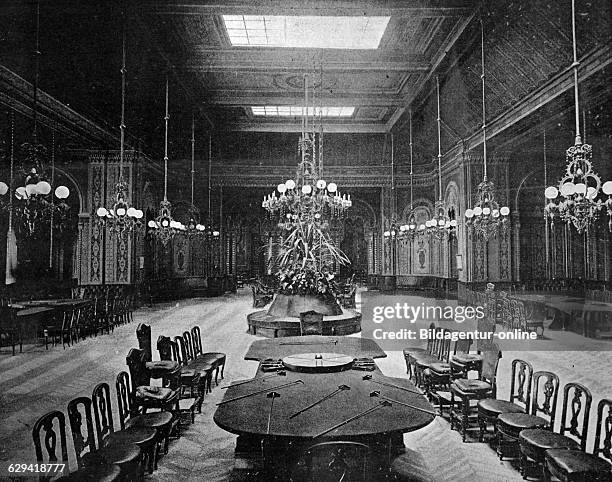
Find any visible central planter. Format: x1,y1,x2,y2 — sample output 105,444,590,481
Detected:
247,293,360,338
267,294,343,318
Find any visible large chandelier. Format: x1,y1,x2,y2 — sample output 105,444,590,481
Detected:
464,20,510,240
184,115,206,237
203,134,220,239
148,78,183,244
426,77,457,239
96,23,143,236
262,74,351,226
544,0,612,233
399,110,420,240
0,1,70,238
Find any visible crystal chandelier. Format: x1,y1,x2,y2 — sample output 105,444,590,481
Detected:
95,21,143,236
426,77,457,239
203,134,220,239
262,74,351,227
464,20,510,240
383,133,400,241
399,110,420,240
148,78,183,244
184,115,206,237
544,0,612,233
0,1,70,238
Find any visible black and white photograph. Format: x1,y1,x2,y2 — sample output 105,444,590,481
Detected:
0,0,611,480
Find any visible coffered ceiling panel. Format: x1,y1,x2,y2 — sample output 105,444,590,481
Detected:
137,0,478,132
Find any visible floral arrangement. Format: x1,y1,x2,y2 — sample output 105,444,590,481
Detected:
272,216,349,298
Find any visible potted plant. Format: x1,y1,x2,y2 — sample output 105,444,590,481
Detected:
267,216,350,317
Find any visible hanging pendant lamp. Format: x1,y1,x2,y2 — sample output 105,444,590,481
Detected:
464,19,510,240
148,77,183,244
96,8,143,236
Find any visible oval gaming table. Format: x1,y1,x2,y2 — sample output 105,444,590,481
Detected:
214,336,435,478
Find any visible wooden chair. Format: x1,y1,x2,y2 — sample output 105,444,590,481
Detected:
67,396,142,479
0,306,21,355
545,398,612,481
126,348,180,416
412,329,451,389
519,382,592,479
175,335,213,397
449,342,482,381
33,410,121,482
190,325,226,384
427,338,475,416
291,441,371,482
299,310,324,336
42,308,72,350
166,336,203,394
116,371,175,458
340,285,357,309
167,336,200,424
32,411,70,482
496,370,560,460
449,344,502,442
476,359,534,443
167,335,212,396
403,323,436,379
92,382,158,474
252,285,272,308
136,323,153,362
68,306,82,345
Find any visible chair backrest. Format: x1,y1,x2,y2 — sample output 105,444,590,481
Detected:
558,382,592,451
509,359,533,412
116,371,135,430
92,382,115,445
68,307,79,330
480,343,502,397
529,371,560,426
126,347,150,388
32,410,69,478
425,323,436,352
183,330,197,360
136,323,152,361
67,396,97,469
174,336,189,365
300,311,323,335
292,441,371,482
157,335,173,361
183,331,196,361
437,330,452,362
453,337,472,355
593,398,612,463
191,326,203,356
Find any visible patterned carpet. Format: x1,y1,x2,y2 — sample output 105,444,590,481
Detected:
1,289,610,481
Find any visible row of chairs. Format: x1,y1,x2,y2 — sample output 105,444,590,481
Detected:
405,332,612,480
41,296,135,350
475,359,612,480
158,326,226,411
586,288,612,303
463,288,546,337
133,323,226,422
32,369,177,481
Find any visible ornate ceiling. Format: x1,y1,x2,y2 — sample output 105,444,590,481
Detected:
137,0,477,133
0,0,609,166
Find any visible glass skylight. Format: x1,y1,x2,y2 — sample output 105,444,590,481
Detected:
223,15,389,49
251,106,355,117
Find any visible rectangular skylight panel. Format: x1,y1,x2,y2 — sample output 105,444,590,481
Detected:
223,15,389,49
251,106,355,117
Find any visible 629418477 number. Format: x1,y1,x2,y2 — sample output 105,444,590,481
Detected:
8,463,66,473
